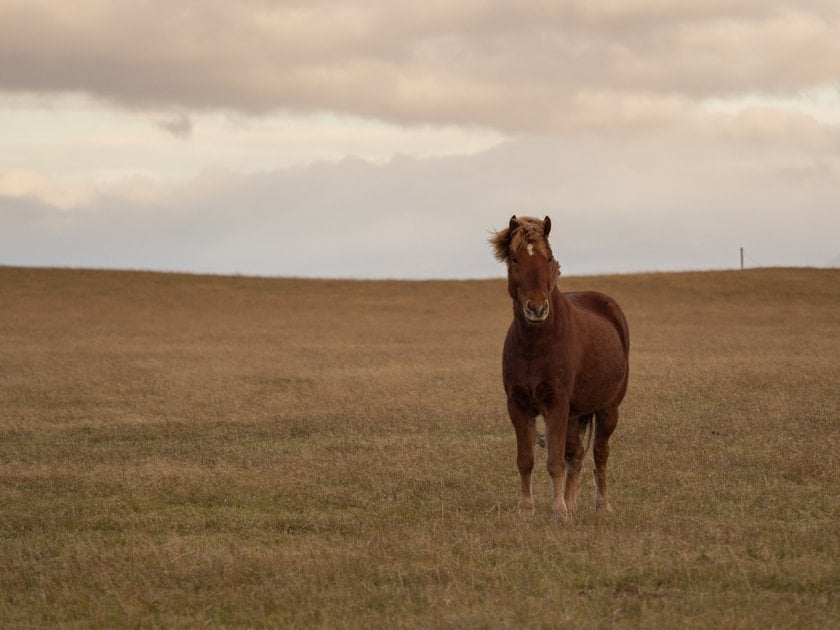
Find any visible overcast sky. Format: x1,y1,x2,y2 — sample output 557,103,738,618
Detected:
1,1,839,278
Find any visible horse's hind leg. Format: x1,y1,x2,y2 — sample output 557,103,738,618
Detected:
563,416,585,514
593,407,619,512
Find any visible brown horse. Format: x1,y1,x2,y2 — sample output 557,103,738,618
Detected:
491,215,629,519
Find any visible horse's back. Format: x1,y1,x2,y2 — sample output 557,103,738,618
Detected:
565,290,629,357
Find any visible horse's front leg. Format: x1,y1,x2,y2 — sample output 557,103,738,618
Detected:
544,398,570,520
507,398,536,517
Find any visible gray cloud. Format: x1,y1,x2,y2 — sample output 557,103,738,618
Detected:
156,112,193,138
1,1,839,132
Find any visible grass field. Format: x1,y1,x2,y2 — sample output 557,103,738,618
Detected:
1,265,838,627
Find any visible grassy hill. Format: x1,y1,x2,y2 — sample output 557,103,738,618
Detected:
1,266,838,627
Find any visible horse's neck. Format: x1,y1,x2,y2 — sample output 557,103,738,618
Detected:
551,286,569,312
549,288,573,330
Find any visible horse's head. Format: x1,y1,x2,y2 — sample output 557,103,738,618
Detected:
491,215,560,324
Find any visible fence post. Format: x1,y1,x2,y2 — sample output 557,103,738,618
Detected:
740,247,744,270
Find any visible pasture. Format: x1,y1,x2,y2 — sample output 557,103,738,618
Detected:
1,265,838,627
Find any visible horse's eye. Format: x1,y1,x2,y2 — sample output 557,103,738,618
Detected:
511,256,519,265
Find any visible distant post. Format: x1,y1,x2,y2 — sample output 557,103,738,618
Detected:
740,247,744,270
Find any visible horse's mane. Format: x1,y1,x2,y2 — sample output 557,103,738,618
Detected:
490,216,551,263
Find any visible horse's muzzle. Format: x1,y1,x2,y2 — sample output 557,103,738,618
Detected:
524,299,549,323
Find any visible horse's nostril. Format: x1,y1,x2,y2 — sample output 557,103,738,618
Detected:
525,300,548,319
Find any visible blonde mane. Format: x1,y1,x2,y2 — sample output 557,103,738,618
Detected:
490,215,552,263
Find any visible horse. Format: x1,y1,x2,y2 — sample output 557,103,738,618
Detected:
490,215,629,519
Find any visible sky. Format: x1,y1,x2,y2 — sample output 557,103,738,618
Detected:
1,0,839,278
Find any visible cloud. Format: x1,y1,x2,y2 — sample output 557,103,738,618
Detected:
1,1,839,133
0,168,164,210
156,112,192,138
0,169,93,209
2,132,838,277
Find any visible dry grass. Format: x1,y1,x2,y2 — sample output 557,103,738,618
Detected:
1,265,838,627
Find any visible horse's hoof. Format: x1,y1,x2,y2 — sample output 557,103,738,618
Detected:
595,500,613,513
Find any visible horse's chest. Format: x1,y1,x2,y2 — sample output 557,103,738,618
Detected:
509,380,559,414
504,349,570,386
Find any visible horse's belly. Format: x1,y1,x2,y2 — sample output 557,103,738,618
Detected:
571,347,628,412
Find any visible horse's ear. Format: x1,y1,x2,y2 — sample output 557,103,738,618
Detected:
543,216,551,238
509,215,519,232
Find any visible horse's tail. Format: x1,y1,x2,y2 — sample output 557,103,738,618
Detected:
578,413,595,455
534,413,595,451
